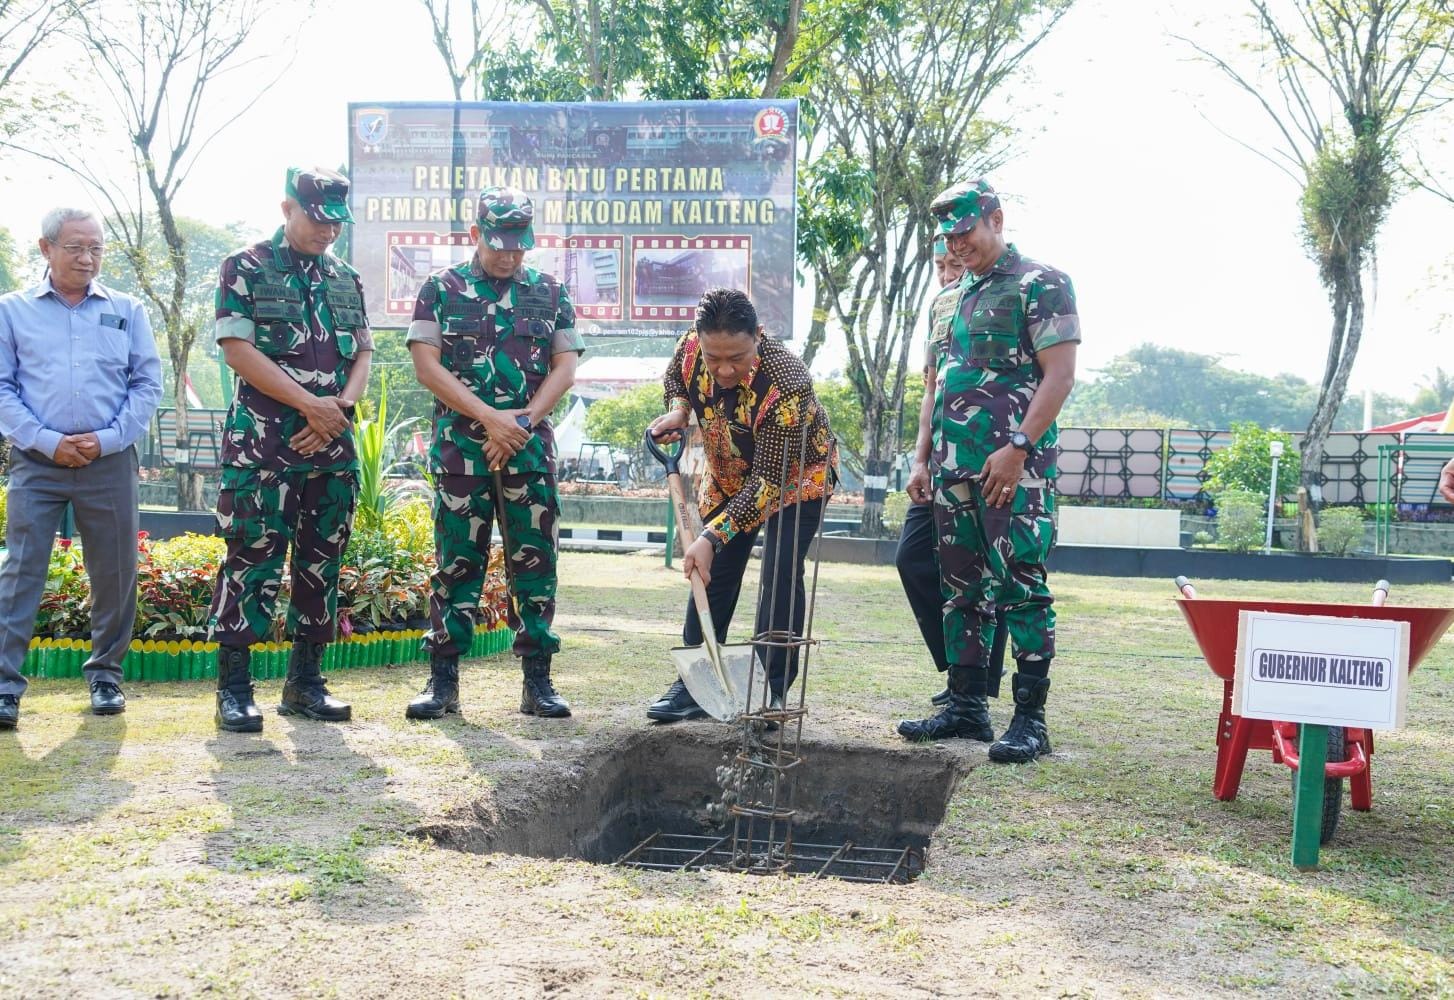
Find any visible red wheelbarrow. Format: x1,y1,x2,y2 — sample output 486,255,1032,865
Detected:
1174,577,1454,846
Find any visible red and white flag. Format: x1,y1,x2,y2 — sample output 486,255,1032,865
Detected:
183,373,203,409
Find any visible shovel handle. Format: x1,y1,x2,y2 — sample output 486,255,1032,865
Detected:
643,425,684,475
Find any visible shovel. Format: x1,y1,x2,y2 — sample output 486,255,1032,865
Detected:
644,426,755,721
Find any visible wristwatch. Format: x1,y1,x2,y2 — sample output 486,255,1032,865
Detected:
704,529,726,554
1009,431,1035,458
515,414,534,433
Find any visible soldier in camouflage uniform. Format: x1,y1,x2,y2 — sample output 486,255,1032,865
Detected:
207,167,373,733
405,187,582,721
897,180,1079,764
901,238,1010,713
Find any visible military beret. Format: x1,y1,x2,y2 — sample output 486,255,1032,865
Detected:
286,166,353,224
930,179,1000,236
476,186,535,251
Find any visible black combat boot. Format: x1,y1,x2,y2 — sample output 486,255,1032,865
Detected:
520,655,571,718
216,644,263,733
930,682,951,707
988,670,1052,763
279,640,351,722
406,655,460,720
897,665,994,742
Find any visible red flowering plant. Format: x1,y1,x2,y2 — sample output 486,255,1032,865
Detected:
35,537,91,638
135,532,224,641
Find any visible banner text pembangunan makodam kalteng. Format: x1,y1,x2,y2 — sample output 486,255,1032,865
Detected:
347,101,798,337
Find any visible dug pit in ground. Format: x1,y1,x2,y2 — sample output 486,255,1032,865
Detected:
413,726,971,883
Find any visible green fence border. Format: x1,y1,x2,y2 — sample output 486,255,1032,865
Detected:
19,623,512,681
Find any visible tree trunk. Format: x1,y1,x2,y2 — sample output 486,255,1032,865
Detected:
857,395,894,536
799,280,833,368
170,341,205,510
1298,253,1365,546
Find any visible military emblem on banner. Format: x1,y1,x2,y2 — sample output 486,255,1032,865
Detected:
753,107,790,144
355,108,389,152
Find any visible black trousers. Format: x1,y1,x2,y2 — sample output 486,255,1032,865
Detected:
895,501,949,671
895,499,1008,682
682,499,823,694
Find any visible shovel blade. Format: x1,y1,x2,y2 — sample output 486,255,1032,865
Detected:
669,643,756,721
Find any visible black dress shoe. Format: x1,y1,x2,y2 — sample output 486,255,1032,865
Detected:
646,678,706,722
0,694,18,729
89,680,126,715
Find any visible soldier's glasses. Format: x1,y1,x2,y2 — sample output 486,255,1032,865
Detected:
58,244,107,257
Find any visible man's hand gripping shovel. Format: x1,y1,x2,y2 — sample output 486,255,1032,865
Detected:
644,426,753,721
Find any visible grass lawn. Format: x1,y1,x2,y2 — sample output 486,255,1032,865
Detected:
2,553,1451,998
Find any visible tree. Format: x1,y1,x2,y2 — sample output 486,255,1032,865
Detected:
417,0,514,101
805,0,1071,534
99,213,256,410
1204,422,1302,499
1185,1,1454,529
0,0,92,143
12,0,301,509
0,224,22,293
1409,366,1454,415
816,374,924,481
583,383,662,451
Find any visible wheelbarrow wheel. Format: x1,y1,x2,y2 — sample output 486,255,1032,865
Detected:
1290,725,1346,845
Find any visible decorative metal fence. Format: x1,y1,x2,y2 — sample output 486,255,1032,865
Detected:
1056,427,1449,507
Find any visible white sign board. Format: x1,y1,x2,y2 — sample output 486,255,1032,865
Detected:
1232,610,1410,730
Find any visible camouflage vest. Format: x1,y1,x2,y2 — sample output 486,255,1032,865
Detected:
221,238,364,471
429,271,560,475
249,252,365,382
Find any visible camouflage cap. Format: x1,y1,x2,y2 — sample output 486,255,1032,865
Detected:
286,167,353,224
930,179,1000,236
933,234,948,258
476,186,534,250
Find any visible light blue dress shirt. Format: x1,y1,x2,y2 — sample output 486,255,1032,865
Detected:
0,276,163,459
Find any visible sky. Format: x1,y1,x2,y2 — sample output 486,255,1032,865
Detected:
2,0,1450,399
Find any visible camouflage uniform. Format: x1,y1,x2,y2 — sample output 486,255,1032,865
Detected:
208,170,372,650
406,189,583,664
930,189,1079,673
900,180,1078,759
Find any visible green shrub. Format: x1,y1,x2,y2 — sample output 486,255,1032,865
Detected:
383,493,434,560
881,491,910,533
148,532,226,571
1205,423,1301,498
1318,507,1365,556
1192,530,1214,547
1215,489,1266,554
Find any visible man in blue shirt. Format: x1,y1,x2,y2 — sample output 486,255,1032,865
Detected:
0,207,163,728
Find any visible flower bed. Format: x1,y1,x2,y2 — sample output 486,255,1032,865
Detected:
21,623,510,682
20,497,511,680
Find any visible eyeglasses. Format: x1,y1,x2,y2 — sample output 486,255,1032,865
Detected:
57,244,107,257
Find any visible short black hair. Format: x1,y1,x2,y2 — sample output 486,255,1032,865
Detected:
694,287,757,337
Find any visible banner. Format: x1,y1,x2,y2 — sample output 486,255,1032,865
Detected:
347,100,798,340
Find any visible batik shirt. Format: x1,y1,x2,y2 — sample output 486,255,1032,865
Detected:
932,244,1079,481
664,332,837,544
214,228,372,472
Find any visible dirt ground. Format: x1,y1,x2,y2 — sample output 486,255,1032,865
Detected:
2,552,1452,998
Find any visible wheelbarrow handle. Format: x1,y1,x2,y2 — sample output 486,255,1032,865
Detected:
1372,579,1390,607
1173,575,1197,599
643,425,683,475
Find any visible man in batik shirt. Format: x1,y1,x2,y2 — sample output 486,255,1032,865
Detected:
645,287,837,722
